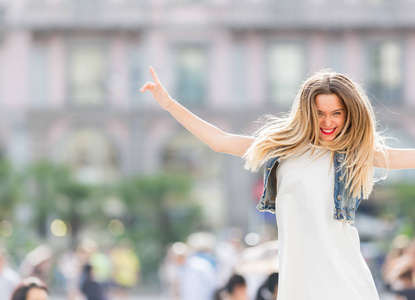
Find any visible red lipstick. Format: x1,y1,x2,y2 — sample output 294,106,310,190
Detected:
320,128,336,135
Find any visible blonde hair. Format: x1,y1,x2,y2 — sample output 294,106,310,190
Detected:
244,70,388,199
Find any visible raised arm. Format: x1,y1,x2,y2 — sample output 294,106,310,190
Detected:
374,147,415,169
140,67,254,157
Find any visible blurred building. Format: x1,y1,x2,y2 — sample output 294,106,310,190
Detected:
0,0,415,231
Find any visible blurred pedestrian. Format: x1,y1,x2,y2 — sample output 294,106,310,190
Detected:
19,245,53,284
179,232,217,300
89,248,112,298
109,241,140,298
141,67,415,299
80,263,105,300
159,242,188,300
61,238,110,300
57,248,86,300
383,234,411,284
255,273,279,300
383,237,415,300
215,228,243,287
11,277,49,300
0,245,20,300
214,274,247,300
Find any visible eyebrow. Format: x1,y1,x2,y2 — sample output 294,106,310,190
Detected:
317,109,344,113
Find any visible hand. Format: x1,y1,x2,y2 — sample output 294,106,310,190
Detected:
140,67,176,110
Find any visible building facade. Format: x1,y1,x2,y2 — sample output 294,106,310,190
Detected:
1,0,415,231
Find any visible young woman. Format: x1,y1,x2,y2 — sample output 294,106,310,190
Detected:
214,274,247,300
11,277,49,300
141,67,415,299
255,272,279,300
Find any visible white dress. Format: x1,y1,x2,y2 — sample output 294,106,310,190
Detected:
275,149,379,300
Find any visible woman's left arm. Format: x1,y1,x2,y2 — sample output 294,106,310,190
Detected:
374,147,415,169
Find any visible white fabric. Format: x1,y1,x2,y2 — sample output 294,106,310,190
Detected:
0,266,20,300
275,149,379,300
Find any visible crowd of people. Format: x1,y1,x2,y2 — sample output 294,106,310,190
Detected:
57,238,140,300
1,228,280,300
158,230,415,300
0,228,279,300
158,229,278,300
0,239,140,300
5,230,415,299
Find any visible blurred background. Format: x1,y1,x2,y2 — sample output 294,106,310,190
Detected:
0,0,415,299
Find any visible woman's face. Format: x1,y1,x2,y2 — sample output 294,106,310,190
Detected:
232,284,247,300
315,93,347,142
26,287,48,300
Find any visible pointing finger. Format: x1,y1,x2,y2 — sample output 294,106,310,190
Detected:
150,66,161,84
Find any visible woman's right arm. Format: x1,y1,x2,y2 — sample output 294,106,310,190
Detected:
140,67,255,157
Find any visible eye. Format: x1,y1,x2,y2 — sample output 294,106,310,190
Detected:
317,112,323,117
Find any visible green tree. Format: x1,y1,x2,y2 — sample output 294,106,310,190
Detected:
23,161,71,238
0,158,24,264
374,182,415,237
23,161,97,247
57,181,97,248
0,158,21,221
117,173,202,280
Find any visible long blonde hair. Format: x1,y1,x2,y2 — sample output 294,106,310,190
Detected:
244,70,388,199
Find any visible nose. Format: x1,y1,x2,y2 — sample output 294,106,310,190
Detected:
321,116,332,127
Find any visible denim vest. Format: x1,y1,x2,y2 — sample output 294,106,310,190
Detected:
256,151,363,224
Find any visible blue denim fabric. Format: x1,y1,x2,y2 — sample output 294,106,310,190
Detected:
257,151,363,224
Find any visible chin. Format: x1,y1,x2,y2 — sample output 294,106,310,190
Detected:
320,136,335,142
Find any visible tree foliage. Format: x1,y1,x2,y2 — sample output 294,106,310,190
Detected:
117,173,202,280
0,158,21,221
0,159,201,282
374,182,415,237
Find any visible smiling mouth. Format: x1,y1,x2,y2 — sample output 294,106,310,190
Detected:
320,128,336,135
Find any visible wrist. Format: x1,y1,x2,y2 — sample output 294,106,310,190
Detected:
163,99,177,111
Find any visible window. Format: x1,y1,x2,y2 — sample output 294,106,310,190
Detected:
9,122,28,166
367,42,403,105
58,128,119,184
163,131,219,175
129,47,142,108
268,43,305,106
175,46,208,106
327,41,344,73
31,45,48,108
67,42,107,107
163,130,224,227
232,43,246,105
